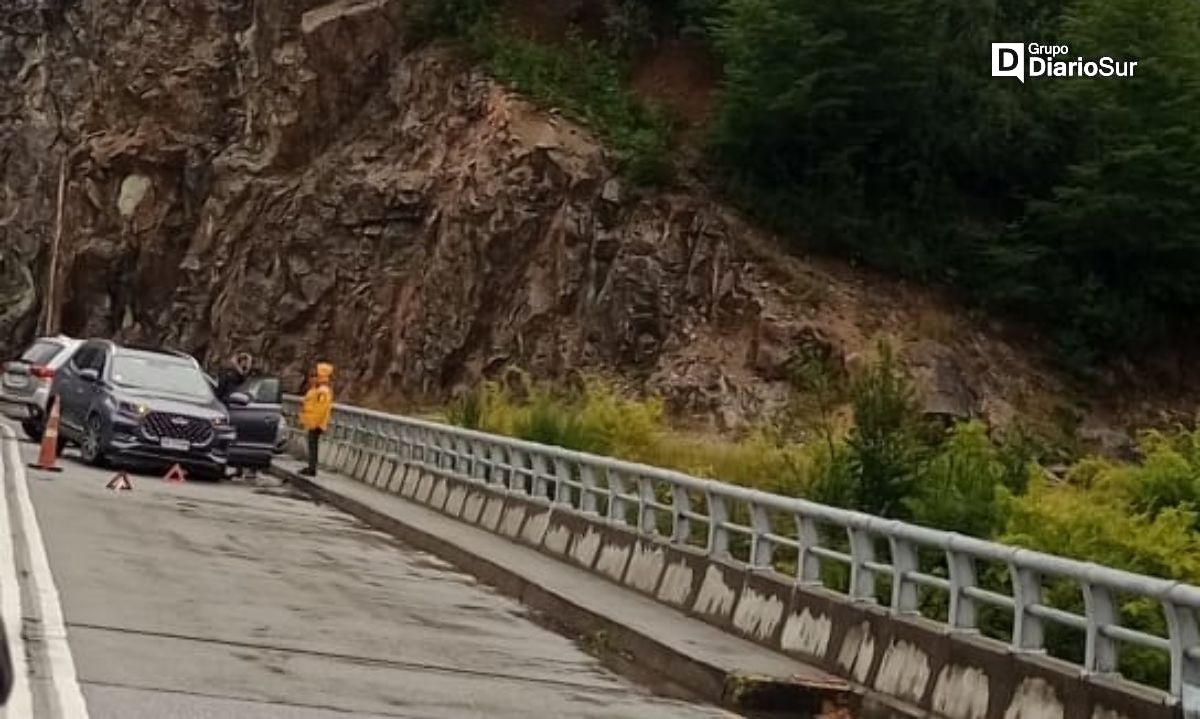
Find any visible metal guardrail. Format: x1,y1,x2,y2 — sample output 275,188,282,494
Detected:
282,396,1200,706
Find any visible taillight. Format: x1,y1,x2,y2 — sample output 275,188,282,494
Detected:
30,366,55,380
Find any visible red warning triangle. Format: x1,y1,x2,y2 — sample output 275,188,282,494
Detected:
106,473,133,491
163,464,188,484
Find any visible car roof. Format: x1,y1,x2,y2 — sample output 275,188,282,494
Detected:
31,335,80,347
114,346,198,364
19,336,81,367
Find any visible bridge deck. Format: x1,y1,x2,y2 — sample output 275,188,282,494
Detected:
3,421,743,717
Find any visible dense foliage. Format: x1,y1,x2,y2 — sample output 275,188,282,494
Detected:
408,0,1200,365
699,0,1200,364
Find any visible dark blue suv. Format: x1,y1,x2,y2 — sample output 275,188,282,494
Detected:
51,341,241,479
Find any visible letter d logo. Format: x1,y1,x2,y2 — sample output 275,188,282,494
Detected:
991,43,1025,82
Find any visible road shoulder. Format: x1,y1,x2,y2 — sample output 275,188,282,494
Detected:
0,423,90,718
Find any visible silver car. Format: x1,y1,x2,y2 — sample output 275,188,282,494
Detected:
0,335,83,440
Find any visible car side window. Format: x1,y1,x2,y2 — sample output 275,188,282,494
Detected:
236,376,282,404
70,345,109,374
92,347,108,374
71,347,96,371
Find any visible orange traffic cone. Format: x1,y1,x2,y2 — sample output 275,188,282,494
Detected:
163,464,188,484
28,396,63,473
106,472,133,491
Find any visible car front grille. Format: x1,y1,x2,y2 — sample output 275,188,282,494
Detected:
141,412,215,446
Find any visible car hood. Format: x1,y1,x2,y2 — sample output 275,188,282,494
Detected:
115,388,227,420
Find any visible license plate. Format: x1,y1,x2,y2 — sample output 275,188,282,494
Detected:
161,438,190,451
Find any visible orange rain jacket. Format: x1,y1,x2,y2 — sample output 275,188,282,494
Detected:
299,363,334,431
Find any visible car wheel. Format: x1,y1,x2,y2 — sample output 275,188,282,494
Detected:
80,415,107,467
21,420,44,443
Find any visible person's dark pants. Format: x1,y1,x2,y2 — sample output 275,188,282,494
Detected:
306,429,322,473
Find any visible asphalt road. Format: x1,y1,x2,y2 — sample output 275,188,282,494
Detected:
2,422,739,718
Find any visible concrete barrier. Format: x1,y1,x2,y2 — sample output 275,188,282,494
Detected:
622,540,667,597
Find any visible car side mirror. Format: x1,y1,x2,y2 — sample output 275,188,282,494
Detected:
227,392,251,407
79,368,99,383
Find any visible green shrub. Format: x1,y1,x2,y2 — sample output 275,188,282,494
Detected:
1065,429,1200,527
809,344,929,518
484,31,676,185
1002,478,1200,688
447,383,489,430
904,422,1029,538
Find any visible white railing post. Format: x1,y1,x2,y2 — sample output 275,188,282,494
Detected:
795,513,822,586
608,471,628,527
1012,560,1045,653
707,492,730,559
671,485,691,544
750,504,774,570
1082,574,1119,674
889,533,919,614
470,441,488,484
946,539,979,631
491,445,510,490
553,458,572,506
1164,588,1200,709
580,465,598,514
848,525,877,602
530,452,550,499
509,447,524,493
637,476,657,535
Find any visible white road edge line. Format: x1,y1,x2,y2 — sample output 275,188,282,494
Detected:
1,424,90,718
0,427,33,718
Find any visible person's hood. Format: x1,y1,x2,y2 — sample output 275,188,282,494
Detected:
315,362,334,381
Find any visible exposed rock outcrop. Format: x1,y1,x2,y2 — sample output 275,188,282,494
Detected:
1,0,1190,435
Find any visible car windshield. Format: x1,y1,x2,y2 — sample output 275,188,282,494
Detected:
110,354,213,399
19,341,65,366
235,376,282,404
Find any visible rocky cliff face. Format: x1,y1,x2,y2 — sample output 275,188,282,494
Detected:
1,0,1182,435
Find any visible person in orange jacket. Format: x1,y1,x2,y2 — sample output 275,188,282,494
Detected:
298,362,334,476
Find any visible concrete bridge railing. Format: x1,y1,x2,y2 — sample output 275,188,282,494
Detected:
282,396,1200,719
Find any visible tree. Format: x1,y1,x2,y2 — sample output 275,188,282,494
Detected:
1001,0,1200,357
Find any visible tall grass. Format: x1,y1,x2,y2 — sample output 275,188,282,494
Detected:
447,376,817,494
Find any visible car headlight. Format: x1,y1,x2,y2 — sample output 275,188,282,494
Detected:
119,401,149,417
211,416,229,427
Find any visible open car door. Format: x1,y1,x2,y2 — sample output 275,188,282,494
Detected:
223,375,284,470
